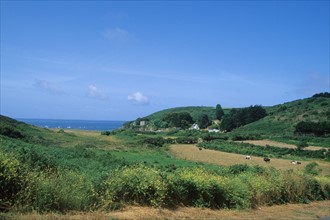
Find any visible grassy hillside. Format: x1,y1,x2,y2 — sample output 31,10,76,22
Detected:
145,106,231,121
233,96,330,138
124,106,231,130
124,94,330,139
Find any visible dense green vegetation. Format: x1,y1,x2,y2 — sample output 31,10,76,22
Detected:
198,140,330,160
123,106,231,130
234,94,330,138
215,104,225,120
1,93,330,214
295,121,330,137
220,105,267,131
162,112,194,129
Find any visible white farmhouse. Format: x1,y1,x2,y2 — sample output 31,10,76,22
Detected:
189,123,200,130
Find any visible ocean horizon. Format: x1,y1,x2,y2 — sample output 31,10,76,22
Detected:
17,118,126,131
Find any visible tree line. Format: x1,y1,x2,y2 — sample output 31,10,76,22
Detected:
220,105,267,131
295,121,330,137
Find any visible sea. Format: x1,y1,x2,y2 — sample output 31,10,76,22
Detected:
17,118,126,131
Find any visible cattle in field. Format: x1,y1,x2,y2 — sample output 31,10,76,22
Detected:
245,155,252,160
264,157,270,162
291,161,301,165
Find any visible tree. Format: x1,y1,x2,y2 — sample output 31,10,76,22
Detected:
296,141,308,151
219,106,267,132
197,114,211,129
215,104,225,120
220,114,235,131
163,112,193,129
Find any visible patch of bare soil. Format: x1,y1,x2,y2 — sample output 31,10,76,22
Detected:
6,200,330,220
239,140,326,151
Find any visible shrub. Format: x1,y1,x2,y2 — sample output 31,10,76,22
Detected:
304,162,322,175
296,141,308,151
166,167,251,209
176,137,198,144
228,164,249,175
142,137,166,147
0,151,27,209
101,131,111,136
0,126,25,139
24,169,96,212
103,165,166,207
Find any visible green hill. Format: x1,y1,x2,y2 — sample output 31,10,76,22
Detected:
0,115,50,142
124,106,231,130
233,95,330,137
146,106,231,122
124,93,330,145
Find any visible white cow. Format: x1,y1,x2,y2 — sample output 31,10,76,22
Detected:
245,155,252,160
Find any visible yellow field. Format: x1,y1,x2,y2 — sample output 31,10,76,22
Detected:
169,144,330,175
237,139,327,151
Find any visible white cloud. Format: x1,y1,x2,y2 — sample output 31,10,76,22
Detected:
104,28,130,41
128,92,149,105
34,79,64,95
88,84,108,99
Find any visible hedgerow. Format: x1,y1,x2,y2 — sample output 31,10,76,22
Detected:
198,140,329,160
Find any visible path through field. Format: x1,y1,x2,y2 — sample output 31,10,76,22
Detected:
169,144,330,175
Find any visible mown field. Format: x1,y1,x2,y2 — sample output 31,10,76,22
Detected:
169,144,330,175
1,115,330,219
238,140,325,151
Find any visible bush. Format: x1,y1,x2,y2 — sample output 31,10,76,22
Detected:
0,151,27,209
176,137,198,144
304,162,322,175
142,137,166,147
0,126,25,139
24,169,96,212
103,165,166,207
166,167,251,209
296,141,308,151
101,131,111,136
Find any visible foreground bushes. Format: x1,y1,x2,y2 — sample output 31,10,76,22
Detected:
1,154,330,212
100,165,330,209
0,152,27,209
24,170,96,212
166,167,251,209
102,166,166,207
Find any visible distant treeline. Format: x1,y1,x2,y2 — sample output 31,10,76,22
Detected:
312,92,330,98
295,121,330,137
220,105,267,131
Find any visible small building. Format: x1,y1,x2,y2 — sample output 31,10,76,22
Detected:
189,123,200,130
208,129,220,133
140,121,146,126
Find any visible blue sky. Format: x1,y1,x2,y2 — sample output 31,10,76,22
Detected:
1,1,329,121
